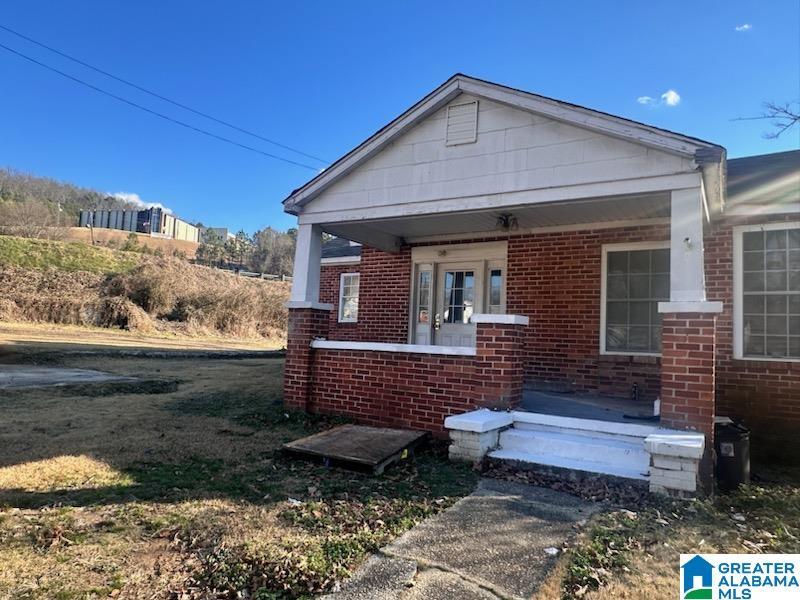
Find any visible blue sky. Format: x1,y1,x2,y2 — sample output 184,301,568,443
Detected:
1,1,798,233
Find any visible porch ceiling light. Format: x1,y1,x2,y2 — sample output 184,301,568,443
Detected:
497,213,519,232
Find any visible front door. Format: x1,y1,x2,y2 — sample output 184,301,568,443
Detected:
434,263,482,346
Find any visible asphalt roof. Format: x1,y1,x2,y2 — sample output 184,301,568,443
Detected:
321,237,361,258
726,149,800,206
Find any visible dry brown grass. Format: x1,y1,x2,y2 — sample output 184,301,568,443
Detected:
0,253,290,342
0,351,476,599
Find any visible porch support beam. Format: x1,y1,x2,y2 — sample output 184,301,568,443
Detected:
288,223,331,308
667,186,708,303
323,223,402,253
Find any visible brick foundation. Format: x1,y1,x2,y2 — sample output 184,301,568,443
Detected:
284,308,330,411
660,312,717,488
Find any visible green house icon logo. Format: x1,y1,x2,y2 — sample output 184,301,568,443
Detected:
681,555,714,599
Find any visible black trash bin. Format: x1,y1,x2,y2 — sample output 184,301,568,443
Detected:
715,420,750,491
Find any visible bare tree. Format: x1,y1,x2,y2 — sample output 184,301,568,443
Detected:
0,198,61,239
734,101,800,139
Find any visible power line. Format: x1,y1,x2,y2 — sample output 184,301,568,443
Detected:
0,23,329,165
0,41,321,171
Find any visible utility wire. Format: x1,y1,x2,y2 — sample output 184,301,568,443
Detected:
0,41,321,171
0,23,329,165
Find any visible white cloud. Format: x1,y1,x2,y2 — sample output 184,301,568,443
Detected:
636,89,681,108
735,23,752,32
111,192,172,214
661,89,681,106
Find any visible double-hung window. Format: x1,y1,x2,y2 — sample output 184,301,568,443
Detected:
602,243,670,355
338,273,360,323
735,223,800,360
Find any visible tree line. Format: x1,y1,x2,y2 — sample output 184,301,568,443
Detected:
195,227,296,277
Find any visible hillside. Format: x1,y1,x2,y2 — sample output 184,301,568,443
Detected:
0,235,290,342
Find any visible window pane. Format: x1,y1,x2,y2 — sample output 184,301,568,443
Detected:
767,295,788,314
607,302,627,324
743,271,765,292
651,274,669,299
743,231,763,251
744,315,765,334
489,269,502,306
630,302,650,324
791,296,800,314
628,326,650,351
766,251,786,270
605,249,669,353
629,250,650,273
790,229,800,249
767,315,787,336
766,271,787,292
766,336,787,357
790,337,800,358
743,295,765,314
606,326,627,351
743,251,764,271
790,316,800,336
791,251,800,270
790,271,800,291
652,249,669,273
767,230,787,250
608,252,628,275
629,274,649,298
745,334,765,355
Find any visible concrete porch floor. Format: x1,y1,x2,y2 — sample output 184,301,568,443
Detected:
520,388,659,424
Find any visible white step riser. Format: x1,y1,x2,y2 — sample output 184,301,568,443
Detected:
498,430,650,475
488,449,650,481
512,421,649,446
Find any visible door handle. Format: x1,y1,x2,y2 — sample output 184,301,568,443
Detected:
434,313,441,331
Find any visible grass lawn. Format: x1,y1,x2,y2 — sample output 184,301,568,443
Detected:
0,235,140,274
540,466,800,599
0,354,478,599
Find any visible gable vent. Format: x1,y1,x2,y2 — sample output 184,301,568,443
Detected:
445,100,478,146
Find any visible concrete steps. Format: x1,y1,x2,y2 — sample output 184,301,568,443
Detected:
487,416,653,481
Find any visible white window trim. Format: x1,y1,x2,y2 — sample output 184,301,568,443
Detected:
338,272,360,323
600,241,671,357
732,221,800,362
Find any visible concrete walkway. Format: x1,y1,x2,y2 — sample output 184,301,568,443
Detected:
325,479,602,600
0,365,135,389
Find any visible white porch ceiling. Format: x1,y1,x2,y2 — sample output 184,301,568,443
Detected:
322,192,670,248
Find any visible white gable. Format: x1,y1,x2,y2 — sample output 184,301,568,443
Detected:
301,93,695,216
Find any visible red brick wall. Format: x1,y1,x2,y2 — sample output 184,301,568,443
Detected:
705,214,800,458
506,224,670,400
285,308,330,410
311,350,477,432
308,322,525,433
320,247,411,343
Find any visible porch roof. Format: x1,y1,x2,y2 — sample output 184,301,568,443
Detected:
321,191,670,251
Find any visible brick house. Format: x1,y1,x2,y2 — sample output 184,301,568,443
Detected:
283,75,799,495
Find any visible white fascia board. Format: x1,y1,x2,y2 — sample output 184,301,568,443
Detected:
321,256,361,265
297,172,702,226
444,409,513,433
470,314,529,326
310,339,476,356
458,78,712,157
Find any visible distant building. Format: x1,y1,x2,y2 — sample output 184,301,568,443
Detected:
200,227,236,242
79,207,200,243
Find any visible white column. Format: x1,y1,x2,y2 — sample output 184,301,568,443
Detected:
659,187,722,314
288,223,331,309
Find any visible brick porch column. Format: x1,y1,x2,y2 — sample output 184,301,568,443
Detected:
470,314,528,410
284,306,331,411
659,309,720,490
